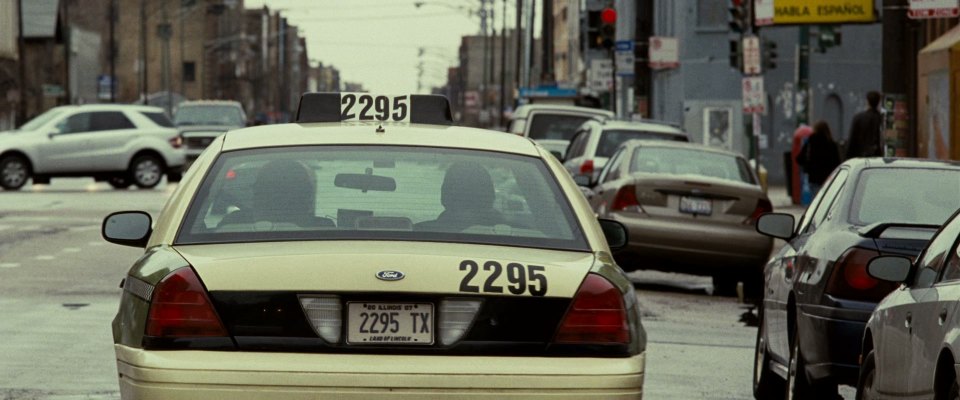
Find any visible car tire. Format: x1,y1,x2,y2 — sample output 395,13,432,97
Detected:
130,154,164,189
108,175,132,189
712,275,738,296
856,350,878,400
753,311,785,399
0,155,30,191
786,325,838,399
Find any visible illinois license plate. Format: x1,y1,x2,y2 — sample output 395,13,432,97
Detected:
679,196,712,215
346,302,434,345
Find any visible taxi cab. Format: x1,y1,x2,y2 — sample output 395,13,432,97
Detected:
101,93,646,399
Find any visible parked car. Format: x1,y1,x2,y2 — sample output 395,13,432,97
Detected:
856,206,960,399
0,104,185,190
752,158,960,399
507,104,614,158
563,119,688,185
585,140,771,295
174,100,246,168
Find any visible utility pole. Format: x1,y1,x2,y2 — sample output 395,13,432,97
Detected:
16,0,25,124
140,0,148,104
514,0,522,93
161,0,172,114
480,0,488,124
62,0,70,104
179,0,185,100
109,0,116,102
498,0,506,128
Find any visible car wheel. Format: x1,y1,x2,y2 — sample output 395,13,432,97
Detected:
0,155,30,190
786,325,838,399
108,175,132,189
753,311,784,399
856,350,879,400
712,275,738,296
130,154,163,189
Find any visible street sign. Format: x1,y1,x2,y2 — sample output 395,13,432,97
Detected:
588,59,614,91
648,37,679,70
908,0,960,18
614,40,633,52
743,36,761,75
771,0,875,24
754,0,774,26
42,84,64,98
97,75,116,100
742,77,765,114
615,40,635,76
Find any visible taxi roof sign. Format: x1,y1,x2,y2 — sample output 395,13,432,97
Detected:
296,92,453,125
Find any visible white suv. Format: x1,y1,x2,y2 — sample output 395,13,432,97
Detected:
563,119,688,185
0,104,185,190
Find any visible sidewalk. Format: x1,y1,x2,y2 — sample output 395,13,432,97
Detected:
767,185,806,217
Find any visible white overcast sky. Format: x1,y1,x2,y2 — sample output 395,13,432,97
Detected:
245,0,524,94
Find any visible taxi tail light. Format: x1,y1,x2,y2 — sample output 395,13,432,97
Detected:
300,296,342,343
825,247,895,303
744,198,773,225
554,274,629,344
439,298,483,345
146,267,228,337
611,185,640,212
579,159,595,175
169,136,183,149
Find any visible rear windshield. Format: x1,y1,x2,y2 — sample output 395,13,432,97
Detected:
850,168,960,226
177,146,588,251
527,114,593,141
596,129,686,158
629,147,755,184
175,105,245,127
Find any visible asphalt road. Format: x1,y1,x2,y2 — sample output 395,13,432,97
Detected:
0,178,853,399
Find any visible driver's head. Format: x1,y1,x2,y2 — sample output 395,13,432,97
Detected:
441,162,495,213
253,160,316,222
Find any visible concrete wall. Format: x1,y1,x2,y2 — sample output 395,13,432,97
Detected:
652,0,883,185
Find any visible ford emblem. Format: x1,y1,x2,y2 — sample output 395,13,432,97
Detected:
376,270,405,281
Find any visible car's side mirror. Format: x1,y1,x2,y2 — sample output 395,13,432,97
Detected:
867,256,912,283
598,218,628,251
102,211,152,247
573,175,593,187
756,213,795,240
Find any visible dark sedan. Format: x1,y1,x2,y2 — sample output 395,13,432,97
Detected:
752,158,960,399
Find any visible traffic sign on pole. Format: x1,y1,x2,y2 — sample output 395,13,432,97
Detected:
743,36,761,75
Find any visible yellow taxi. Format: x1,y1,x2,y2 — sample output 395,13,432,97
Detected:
102,93,646,399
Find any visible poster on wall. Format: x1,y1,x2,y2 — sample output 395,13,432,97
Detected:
703,107,733,151
923,73,950,159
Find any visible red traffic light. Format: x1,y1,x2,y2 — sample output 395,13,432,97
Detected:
600,8,617,24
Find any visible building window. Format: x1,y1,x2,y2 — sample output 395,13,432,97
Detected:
183,62,196,82
697,0,727,29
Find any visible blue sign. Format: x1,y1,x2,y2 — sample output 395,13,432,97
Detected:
519,87,578,98
615,40,634,52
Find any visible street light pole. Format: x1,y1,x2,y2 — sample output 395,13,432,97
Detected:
498,0,506,128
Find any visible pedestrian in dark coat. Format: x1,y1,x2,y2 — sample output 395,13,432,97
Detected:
797,121,841,194
845,91,884,159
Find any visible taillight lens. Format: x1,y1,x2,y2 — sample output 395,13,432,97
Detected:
146,267,228,337
744,198,774,225
825,247,897,302
611,184,640,212
579,159,595,175
169,136,183,149
554,274,629,344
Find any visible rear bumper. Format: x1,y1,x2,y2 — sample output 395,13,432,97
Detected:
115,345,645,399
611,213,771,273
797,302,873,385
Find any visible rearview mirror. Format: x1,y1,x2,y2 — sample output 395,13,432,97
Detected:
334,172,397,192
598,218,628,251
756,213,795,240
867,256,912,283
102,211,152,247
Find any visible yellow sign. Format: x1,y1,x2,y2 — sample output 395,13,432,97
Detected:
774,0,875,24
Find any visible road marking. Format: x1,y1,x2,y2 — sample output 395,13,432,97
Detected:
68,225,99,232
35,255,55,261
62,247,81,253
0,225,11,231
88,241,106,247
17,225,42,231
0,263,19,268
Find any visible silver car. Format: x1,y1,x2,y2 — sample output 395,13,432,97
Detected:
174,100,246,168
563,119,688,185
0,104,185,190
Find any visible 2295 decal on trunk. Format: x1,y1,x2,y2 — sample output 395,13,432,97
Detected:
458,260,548,296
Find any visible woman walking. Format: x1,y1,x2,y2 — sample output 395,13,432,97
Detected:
796,121,841,194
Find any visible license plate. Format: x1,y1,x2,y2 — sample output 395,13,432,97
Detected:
346,302,434,345
679,196,712,215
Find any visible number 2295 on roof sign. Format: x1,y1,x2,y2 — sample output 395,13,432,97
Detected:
340,93,410,123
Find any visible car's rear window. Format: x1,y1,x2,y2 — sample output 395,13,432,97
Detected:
850,168,960,226
177,146,588,251
596,129,686,158
629,147,754,184
527,114,593,141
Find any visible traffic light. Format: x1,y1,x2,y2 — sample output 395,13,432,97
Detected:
817,25,842,53
729,39,741,70
599,7,616,49
762,40,777,69
729,0,747,34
